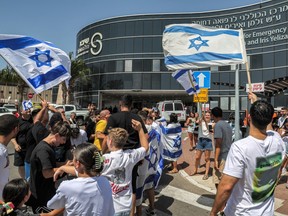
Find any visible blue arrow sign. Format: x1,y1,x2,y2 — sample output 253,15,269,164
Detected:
193,71,211,89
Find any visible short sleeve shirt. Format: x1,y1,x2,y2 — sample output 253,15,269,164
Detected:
29,141,56,206
214,120,233,160
104,111,147,150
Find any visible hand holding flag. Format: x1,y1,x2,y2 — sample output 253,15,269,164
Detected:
0,34,71,94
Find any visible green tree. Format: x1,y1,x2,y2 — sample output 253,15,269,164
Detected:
61,52,90,104
0,66,28,107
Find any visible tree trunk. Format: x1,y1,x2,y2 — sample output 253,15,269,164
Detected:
61,82,67,104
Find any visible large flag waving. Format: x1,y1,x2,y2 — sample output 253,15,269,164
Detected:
0,35,71,93
172,69,200,95
163,24,247,70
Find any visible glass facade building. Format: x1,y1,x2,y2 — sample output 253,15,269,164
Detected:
76,0,288,112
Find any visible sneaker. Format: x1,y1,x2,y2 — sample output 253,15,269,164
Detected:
146,208,157,216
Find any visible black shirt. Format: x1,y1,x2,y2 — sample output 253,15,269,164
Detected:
104,111,147,149
29,141,56,206
25,122,49,163
16,117,33,151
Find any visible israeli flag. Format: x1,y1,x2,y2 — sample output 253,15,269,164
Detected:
160,123,182,161
22,100,33,111
163,24,247,70
136,126,161,206
172,69,200,95
0,35,71,94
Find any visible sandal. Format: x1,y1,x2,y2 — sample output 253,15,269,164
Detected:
202,175,209,180
168,169,179,174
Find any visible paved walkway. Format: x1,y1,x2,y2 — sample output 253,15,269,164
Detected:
177,129,288,216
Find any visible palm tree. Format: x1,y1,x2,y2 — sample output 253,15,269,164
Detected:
0,66,28,107
61,52,90,104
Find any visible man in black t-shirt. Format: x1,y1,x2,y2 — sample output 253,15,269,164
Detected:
28,121,70,213
11,110,33,179
103,94,147,216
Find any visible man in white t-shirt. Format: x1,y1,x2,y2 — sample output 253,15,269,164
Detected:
210,100,286,216
0,114,19,199
101,119,149,216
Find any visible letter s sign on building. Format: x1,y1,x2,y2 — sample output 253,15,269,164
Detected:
90,32,103,56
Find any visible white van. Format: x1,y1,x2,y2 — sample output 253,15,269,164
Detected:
156,100,186,124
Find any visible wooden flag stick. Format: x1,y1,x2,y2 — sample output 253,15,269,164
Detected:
187,70,200,102
36,94,44,102
245,62,252,92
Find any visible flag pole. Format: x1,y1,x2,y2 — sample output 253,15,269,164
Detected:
187,70,200,102
235,64,241,141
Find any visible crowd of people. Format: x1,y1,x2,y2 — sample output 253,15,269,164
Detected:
0,93,287,216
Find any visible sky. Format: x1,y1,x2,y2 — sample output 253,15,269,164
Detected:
0,0,264,68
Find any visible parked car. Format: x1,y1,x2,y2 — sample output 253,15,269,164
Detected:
0,107,13,116
49,104,89,125
3,104,17,112
156,100,186,125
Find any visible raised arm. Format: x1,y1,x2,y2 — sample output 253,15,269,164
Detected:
131,119,149,152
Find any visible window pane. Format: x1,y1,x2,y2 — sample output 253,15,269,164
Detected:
153,60,160,71
143,59,152,72
220,97,229,110
125,60,132,72
174,103,183,111
165,104,173,111
116,60,124,72
133,59,143,72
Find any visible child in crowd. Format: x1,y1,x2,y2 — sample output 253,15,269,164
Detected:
1,178,60,216
101,119,149,216
48,143,114,216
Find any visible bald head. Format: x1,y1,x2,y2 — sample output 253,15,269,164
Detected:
100,110,110,119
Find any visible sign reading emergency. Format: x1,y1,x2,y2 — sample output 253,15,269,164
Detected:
193,88,208,103
246,83,265,93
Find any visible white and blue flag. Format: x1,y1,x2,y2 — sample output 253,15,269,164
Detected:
172,69,200,95
160,122,182,162
22,100,33,111
136,125,162,206
0,35,71,94
163,24,247,70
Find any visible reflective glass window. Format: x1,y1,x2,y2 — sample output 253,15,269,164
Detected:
133,74,142,89
125,60,132,72
143,59,152,72
116,60,124,72
143,20,153,35
250,54,263,69
135,21,143,35
134,38,143,53
143,38,153,52
151,74,161,89
133,59,143,72
153,60,160,71
161,74,170,89
125,38,133,53
117,39,125,53
143,74,151,89
126,22,134,36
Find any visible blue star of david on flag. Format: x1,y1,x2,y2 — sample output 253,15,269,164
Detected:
29,48,54,67
173,135,181,148
188,36,209,51
145,146,158,171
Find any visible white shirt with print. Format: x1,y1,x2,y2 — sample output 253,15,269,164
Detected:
101,147,146,213
223,131,285,216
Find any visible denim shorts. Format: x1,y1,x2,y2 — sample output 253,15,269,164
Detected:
196,137,213,151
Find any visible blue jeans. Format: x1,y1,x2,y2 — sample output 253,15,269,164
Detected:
24,162,30,180
115,211,130,216
196,137,213,151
